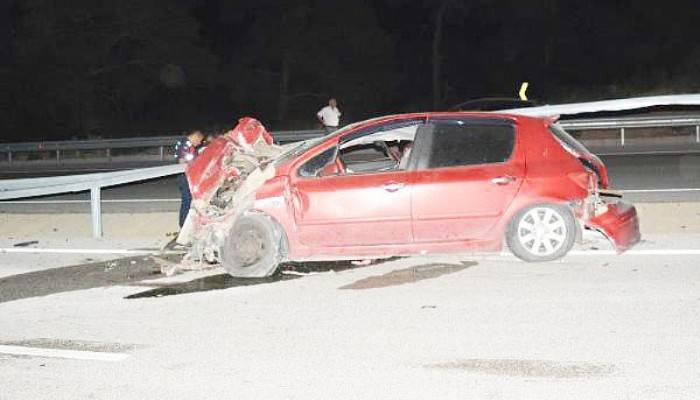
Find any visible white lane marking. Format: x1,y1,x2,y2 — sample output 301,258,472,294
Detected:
0,345,129,362
1,247,697,256
569,249,700,256
622,188,700,193
0,248,156,255
0,198,179,204
488,249,700,257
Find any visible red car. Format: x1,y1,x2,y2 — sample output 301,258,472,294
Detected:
185,113,641,277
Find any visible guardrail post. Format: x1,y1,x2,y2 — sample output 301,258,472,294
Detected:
90,186,103,238
106,148,111,162
159,146,164,161
7,150,11,164
620,127,625,146
56,149,61,163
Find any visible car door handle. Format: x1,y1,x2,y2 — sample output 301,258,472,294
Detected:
490,175,516,185
381,182,405,192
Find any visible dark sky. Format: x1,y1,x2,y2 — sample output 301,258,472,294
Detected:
1,0,699,141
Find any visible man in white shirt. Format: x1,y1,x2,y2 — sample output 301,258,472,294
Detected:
317,98,342,132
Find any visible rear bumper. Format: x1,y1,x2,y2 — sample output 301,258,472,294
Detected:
586,201,641,252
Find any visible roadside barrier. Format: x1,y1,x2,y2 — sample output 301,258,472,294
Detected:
3,93,700,238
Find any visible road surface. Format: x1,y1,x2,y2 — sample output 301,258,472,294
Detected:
0,233,699,399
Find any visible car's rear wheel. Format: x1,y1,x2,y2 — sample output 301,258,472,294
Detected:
506,204,576,262
221,214,285,277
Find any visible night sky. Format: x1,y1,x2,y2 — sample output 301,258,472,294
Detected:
1,0,699,142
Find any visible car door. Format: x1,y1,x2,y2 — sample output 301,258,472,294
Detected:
290,120,422,247
410,118,524,242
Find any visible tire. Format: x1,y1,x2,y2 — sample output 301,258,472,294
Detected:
221,213,285,278
506,204,576,262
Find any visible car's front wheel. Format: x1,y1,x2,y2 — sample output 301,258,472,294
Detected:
221,214,285,277
506,204,576,262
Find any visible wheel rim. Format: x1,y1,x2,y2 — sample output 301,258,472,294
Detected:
233,227,266,266
517,207,568,257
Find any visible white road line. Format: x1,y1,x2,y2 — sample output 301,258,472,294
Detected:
1,247,697,257
0,248,156,255
0,345,129,362
488,249,700,257
622,188,700,193
0,198,179,204
569,249,700,256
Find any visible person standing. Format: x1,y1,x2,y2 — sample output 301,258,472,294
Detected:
316,98,342,132
174,130,204,228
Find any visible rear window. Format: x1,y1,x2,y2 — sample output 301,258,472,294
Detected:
549,124,591,155
427,123,515,169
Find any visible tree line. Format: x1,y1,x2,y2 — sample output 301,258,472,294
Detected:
1,0,699,142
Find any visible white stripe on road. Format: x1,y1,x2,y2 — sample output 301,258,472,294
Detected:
1,247,697,256
487,249,700,257
622,188,700,193
0,344,129,362
0,198,179,204
0,248,157,255
568,249,700,256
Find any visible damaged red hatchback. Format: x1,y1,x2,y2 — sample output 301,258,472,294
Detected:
183,113,641,277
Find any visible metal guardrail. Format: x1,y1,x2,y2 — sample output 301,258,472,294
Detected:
0,129,325,164
2,113,700,239
558,115,700,146
0,164,185,237
2,116,700,164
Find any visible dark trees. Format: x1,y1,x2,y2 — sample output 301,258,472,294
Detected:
8,0,217,141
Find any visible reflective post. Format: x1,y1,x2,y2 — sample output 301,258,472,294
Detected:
7,150,11,164
159,146,164,161
620,127,625,146
696,125,699,143
90,186,102,238
56,149,61,163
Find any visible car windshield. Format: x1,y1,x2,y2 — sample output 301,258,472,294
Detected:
272,118,382,167
273,136,327,167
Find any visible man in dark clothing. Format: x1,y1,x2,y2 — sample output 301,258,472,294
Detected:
174,130,204,228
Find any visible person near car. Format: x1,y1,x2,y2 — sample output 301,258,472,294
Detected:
317,98,342,132
174,130,204,228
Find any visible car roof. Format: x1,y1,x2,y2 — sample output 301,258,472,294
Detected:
328,112,546,140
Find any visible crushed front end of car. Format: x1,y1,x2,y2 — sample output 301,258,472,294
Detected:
177,117,284,263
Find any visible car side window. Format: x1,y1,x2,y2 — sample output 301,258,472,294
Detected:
426,122,515,169
298,147,337,177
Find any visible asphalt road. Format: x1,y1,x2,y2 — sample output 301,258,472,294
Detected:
1,233,700,399
0,153,699,214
